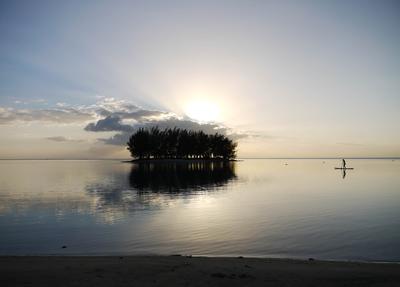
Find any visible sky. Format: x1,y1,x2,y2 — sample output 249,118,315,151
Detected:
0,0,399,159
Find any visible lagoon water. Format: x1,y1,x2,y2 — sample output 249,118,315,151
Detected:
0,159,399,261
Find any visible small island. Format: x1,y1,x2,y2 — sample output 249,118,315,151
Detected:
126,127,237,161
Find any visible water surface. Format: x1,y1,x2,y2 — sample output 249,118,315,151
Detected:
0,159,399,261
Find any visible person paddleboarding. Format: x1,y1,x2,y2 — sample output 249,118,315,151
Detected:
342,159,346,169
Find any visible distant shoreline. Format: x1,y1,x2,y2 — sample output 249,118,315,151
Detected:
1,255,399,287
122,158,239,163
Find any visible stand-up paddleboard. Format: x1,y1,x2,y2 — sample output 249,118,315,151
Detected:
335,159,354,170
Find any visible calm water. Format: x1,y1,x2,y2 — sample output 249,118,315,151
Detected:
0,159,399,261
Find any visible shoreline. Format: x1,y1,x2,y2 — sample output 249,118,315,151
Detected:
1,255,399,286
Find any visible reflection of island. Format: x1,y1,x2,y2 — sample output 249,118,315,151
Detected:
129,161,237,193
84,162,237,215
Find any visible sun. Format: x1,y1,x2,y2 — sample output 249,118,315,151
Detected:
184,100,220,122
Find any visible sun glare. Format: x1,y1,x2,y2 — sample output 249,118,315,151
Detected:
184,100,220,122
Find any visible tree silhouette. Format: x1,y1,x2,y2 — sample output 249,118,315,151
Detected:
127,127,237,160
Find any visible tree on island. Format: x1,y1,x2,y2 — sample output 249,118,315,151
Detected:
127,127,237,160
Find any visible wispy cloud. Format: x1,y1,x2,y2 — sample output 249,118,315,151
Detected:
336,142,366,147
0,107,94,124
45,136,84,143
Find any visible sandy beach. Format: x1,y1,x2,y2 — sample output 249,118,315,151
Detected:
1,256,399,286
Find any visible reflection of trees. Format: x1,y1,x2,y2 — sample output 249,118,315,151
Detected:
85,162,237,214
129,161,236,193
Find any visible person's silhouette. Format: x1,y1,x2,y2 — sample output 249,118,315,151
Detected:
342,159,346,169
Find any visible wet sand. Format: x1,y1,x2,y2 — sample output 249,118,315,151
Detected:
1,256,399,286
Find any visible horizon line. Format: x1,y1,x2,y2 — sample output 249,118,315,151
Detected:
0,157,399,161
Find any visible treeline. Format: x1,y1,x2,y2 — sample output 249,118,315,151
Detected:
127,127,237,160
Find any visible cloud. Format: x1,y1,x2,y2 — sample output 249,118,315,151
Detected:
99,132,132,145
82,98,248,145
56,102,69,107
0,97,249,145
336,142,366,147
227,133,249,141
95,106,173,123
85,116,134,132
45,136,84,143
0,106,94,124
0,98,153,125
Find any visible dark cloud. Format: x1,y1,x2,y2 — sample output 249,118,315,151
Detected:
84,110,170,133
84,116,133,132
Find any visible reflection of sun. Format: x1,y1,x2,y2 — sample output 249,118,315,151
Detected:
184,100,220,122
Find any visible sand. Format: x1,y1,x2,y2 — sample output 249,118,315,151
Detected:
1,256,399,286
